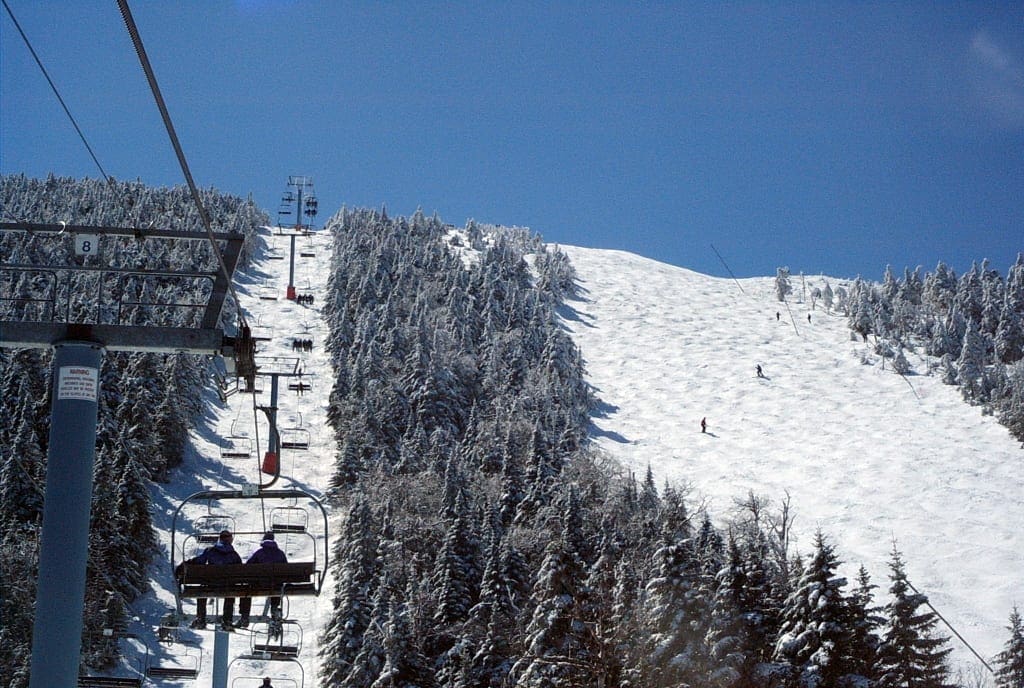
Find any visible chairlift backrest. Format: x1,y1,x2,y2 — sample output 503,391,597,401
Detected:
270,506,308,534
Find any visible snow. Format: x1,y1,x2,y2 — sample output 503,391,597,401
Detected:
558,245,1024,672
137,233,1021,683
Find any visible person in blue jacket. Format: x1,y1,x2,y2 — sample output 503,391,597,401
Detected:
187,529,242,630
237,531,288,627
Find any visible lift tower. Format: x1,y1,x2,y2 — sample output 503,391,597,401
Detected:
277,176,317,300
0,221,254,688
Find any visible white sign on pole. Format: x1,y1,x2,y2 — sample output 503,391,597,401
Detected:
57,366,99,401
74,234,100,256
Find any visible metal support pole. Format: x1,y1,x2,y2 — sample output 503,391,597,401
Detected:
286,234,297,300
29,339,105,688
295,187,303,231
268,374,280,453
212,629,230,688
261,374,281,478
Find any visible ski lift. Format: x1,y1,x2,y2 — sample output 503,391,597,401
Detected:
279,428,310,451
146,637,201,680
77,629,148,687
220,437,253,460
270,506,308,534
249,618,302,659
228,656,304,688
171,490,329,618
193,513,237,544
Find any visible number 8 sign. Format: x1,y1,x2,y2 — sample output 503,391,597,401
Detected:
74,234,100,256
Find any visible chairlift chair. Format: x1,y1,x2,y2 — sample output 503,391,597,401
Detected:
287,379,312,393
251,324,272,342
228,656,303,688
279,428,310,451
171,490,329,619
146,638,201,681
220,437,253,460
249,618,303,659
270,506,308,534
193,514,237,544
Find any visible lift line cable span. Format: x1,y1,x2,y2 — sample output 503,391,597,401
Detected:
1,0,113,183
115,0,249,333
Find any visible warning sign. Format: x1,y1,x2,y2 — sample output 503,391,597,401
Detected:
57,366,99,401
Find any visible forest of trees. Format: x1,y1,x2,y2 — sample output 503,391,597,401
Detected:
822,259,1024,444
0,175,1021,687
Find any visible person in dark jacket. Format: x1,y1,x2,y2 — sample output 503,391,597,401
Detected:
188,530,242,630
237,531,289,627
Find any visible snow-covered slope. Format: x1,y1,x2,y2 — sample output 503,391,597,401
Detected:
558,245,1024,672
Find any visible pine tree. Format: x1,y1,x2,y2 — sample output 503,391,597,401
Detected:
640,536,709,686
776,267,793,302
846,565,884,683
371,591,435,688
993,606,1024,688
511,489,599,687
957,319,988,401
877,546,953,688
705,535,756,687
773,531,853,687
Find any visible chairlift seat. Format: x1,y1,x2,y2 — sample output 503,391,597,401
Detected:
78,677,143,688
179,562,317,598
146,666,199,679
271,523,307,534
252,643,300,658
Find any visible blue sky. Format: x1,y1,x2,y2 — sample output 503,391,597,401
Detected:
2,1,1022,279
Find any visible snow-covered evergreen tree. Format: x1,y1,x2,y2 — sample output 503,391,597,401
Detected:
993,606,1024,688
876,546,953,688
511,489,599,687
776,267,793,302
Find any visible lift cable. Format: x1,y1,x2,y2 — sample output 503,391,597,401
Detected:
115,0,249,332
1,0,112,182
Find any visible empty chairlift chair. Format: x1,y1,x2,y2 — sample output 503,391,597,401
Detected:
145,638,201,681
220,436,253,460
279,428,310,451
193,514,237,545
270,506,308,535
249,618,303,659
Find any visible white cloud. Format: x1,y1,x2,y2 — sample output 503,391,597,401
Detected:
969,30,1024,128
